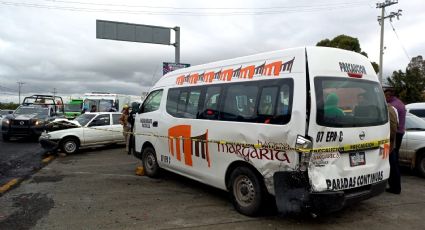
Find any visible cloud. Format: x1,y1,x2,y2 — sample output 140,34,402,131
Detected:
0,0,424,103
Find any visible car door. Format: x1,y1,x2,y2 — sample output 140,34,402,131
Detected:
134,89,163,154
84,114,114,144
111,113,125,142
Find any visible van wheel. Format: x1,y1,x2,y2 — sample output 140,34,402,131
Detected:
142,147,160,178
229,166,265,216
61,137,79,154
416,154,425,178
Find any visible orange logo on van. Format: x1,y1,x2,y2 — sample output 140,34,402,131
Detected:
168,125,210,167
175,57,295,85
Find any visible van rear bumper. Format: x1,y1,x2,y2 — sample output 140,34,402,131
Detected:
309,179,387,213
273,171,387,215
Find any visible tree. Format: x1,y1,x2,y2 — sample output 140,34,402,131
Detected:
316,34,379,73
0,102,19,110
387,55,425,104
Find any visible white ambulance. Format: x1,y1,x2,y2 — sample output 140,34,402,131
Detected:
133,47,390,216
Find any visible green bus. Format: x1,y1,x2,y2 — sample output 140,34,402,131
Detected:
64,99,83,119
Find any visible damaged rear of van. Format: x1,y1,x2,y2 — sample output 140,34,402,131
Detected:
133,46,390,216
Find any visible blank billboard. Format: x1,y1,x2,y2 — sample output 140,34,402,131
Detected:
96,20,171,45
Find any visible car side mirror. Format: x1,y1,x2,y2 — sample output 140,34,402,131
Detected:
138,105,145,114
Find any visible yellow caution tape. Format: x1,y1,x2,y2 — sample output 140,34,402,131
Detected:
45,121,389,153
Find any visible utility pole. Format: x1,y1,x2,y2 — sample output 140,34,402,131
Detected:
52,88,57,97
376,0,402,83
17,82,25,104
173,26,180,63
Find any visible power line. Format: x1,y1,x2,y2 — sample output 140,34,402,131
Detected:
0,0,373,16
388,20,410,62
42,0,371,10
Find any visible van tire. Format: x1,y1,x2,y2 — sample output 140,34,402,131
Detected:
229,166,265,216
61,137,79,154
142,147,160,178
416,153,425,178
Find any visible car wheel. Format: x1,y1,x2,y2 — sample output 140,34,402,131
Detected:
142,147,160,178
61,137,79,154
416,154,425,178
2,134,10,142
229,166,265,216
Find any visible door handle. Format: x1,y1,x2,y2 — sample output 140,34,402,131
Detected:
153,121,158,127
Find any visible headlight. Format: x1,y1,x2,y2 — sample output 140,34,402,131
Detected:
34,120,45,126
2,119,9,125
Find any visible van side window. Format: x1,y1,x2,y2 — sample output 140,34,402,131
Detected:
140,90,163,113
199,86,221,120
221,84,258,121
166,79,293,125
167,88,201,119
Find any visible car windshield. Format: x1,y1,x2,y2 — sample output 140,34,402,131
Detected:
14,106,49,116
75,113,96,126
64,103,82,112
315,77,388,127
406,113,425,130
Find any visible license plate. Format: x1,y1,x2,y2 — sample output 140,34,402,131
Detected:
349,152,366,167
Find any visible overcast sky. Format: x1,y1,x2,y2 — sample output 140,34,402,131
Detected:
0,0,424,103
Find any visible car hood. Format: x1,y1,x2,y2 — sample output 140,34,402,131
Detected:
10,114,46,120
45,120,81,132
406,130,425,140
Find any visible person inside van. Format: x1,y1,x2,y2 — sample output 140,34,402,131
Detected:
354,93,379,118
260,97,273,115
324,93,344,118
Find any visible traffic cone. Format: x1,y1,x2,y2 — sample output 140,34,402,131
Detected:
135,166,145,176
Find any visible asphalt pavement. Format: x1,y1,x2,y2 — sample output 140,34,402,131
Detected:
0,137,46,187
0,146,425,230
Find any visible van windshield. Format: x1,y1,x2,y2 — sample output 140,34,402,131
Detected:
315,77,388,127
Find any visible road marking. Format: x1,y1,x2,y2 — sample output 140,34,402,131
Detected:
0,178,20,194
42,155,55,163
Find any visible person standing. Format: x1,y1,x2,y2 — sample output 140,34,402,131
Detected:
127,102,140,155
90,105,97,112
119,105,131,153
384,88,406,194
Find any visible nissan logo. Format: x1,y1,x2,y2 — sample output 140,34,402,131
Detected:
19,121,25,125
359,131,365,140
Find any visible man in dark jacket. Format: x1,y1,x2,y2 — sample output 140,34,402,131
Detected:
384,88,406,194
127,102,140,155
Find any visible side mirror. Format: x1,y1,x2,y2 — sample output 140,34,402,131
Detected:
138,105,144,114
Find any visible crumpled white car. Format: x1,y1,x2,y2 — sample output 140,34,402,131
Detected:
399,113,425,177
39,112,125,154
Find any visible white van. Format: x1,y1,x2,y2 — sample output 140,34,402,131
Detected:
133,47,390,216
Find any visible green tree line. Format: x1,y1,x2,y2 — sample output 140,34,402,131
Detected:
0,102,19,110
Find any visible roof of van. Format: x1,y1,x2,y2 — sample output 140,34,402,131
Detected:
154,46,375,88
